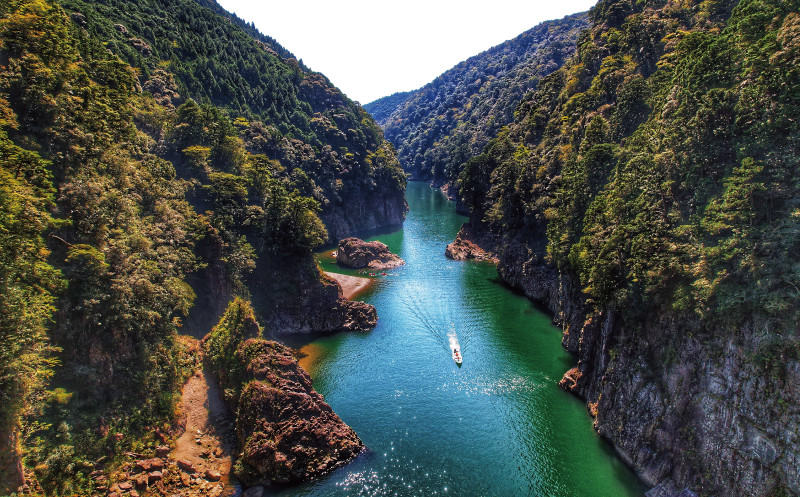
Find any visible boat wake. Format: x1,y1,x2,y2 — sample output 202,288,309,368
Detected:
449,330,462,365
401,288,473,365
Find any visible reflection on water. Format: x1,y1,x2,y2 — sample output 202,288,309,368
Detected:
271,182,643,497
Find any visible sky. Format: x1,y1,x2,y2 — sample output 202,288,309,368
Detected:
216,0,598,104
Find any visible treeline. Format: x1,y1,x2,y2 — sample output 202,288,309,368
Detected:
62,0,405,229
460,0,800,333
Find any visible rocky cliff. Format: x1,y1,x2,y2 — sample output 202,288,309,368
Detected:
230,339,364,486
320,190,407,243
495,239,800,495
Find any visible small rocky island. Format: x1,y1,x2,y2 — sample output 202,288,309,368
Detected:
336,237,405,270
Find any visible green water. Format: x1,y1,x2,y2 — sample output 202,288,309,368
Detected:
275,182,644,497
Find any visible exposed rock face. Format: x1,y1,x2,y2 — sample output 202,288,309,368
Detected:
321,191,407,245
203,300,365,486
228,339,363,485
445,223,498,263
251,259,377,334
494,237,800,497
336,237,404,270
187,246,377,336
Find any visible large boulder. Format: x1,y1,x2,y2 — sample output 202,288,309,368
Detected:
445,223,498,262
336,237,404,270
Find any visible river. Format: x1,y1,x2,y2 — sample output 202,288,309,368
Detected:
275,181,643,496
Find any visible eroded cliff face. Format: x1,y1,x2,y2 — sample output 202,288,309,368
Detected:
496,240,800,496
321,189,407,243
224,339,364,485
202,301,365,487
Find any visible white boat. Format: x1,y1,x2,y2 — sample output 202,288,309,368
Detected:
449,329,462,366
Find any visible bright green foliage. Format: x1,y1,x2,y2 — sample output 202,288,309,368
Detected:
371,13,589,183
0,0,206,490
0,0,398,492
203,297,262,402
59,0,406,223
459,0,800,333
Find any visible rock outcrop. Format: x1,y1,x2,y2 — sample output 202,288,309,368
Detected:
203,300,364,486
321,190,407,244
231,339,364,485
336,237,404,270
445,223,498,263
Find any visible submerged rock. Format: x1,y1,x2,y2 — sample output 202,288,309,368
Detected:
336,237,404,269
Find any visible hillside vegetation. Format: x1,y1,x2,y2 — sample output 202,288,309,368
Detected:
456,0,800,494
63,0,406,241
461,0,799,338
0,0,401,493
369,13,589,184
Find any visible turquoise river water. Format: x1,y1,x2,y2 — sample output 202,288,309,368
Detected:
273,182,644,497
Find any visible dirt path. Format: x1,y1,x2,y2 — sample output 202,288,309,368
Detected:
170,364,236,494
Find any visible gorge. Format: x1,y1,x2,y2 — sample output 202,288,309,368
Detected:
1,0,798,495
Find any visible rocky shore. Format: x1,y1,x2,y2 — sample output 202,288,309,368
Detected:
445,223,498,263
336,237,405,270
229,339,364,487
489,237,800,496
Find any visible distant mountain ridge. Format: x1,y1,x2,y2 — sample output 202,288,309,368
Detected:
364,91,413,125
366,12,590,185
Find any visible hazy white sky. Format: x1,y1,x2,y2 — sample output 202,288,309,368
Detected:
216,0,598,104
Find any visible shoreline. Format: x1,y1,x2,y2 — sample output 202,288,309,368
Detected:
324,271,374,300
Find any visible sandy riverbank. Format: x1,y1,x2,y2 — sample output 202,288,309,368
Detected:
324,272,373,300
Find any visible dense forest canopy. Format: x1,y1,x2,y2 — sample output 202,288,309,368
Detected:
460,0,800,340
0,0,402,493
62,0,405,238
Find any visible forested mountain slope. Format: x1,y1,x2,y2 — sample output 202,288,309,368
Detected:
62,0,407,241
363,91,412,127
0,0,401,493
456,0,800,495
368,13,589,185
